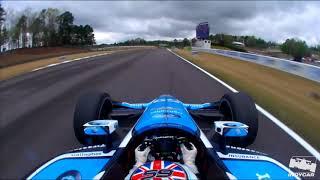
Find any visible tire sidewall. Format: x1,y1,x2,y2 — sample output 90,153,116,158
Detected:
73,91,112,145
219,92,258,147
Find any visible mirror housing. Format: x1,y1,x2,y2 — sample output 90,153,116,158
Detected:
214,121,248,137
214,121,249,152
83,120,118,136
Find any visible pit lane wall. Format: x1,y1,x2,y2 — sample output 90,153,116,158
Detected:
192,47,320,83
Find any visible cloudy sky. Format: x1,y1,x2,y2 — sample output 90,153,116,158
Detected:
2,1,320,45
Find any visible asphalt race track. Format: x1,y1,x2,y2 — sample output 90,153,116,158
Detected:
0,48,318,178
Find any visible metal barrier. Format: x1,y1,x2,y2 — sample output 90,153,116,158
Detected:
192,47,320,83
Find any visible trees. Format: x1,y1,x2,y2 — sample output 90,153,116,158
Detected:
38,9,47,46
0,27,8,49
280,38,310,62
57,12,95,46
191,38,197,46
209,34,270,49
82,25,95,45
16,15,28,48
26,10,43,47
29,17,44,47
45,8,60,46
244,36,256,47
173,39,178,47
311,45,320,52
69,24,95,45
57,11,74,45
0,3,8,49
113,38,189,48
182,38,190,47
213,33,233,46
0,3,4,27
1,7,96,50
244,36,268,49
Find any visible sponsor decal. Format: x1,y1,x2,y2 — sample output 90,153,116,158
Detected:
70,151,107,158
227,153,260,160
288,156,317,178
226,145,266,154
71,144,106,151
150,109,183,116
151,107,178,110
256,173,270,180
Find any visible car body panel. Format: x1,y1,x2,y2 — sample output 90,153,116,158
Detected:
27,95,299,180
217,152,296,179
133,95,200,136
28,148,115,179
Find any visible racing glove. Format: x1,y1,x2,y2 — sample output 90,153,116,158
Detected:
180,142,199,174
135,145,151,167
125,145,151,180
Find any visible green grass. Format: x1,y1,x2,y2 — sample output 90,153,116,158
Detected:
183,46,192,51
174,49,320,150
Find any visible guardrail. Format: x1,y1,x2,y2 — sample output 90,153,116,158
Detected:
192,47,320,83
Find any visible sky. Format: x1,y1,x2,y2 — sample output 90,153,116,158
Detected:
2,1,320,45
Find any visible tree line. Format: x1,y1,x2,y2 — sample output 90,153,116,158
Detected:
208,34,276,50
0,4,95,51
207,33,320,62
112,37,190,48
107,34,318,62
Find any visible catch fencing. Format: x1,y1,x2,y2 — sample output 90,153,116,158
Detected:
192,47,320,83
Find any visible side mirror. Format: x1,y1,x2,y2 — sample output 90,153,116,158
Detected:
214,121,249,151
214,121,248,137
83,120,118,136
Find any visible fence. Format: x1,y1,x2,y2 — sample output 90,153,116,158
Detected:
192,47,320,83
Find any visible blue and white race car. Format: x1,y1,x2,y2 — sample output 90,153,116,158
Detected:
27,91,299,179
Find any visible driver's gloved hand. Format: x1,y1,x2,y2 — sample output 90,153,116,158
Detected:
125,145,151,180
135,145,151,167
180,142,199,174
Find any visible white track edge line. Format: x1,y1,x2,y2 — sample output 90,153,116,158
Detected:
167,48,320,160
31,52,111,72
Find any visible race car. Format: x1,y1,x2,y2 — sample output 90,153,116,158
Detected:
27,91,299,179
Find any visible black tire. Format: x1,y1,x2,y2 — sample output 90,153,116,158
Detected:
73,91,113,145
219,92,258,147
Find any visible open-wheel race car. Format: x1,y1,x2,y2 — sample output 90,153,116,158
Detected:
27,91,299,179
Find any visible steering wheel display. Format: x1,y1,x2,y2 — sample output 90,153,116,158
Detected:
140,136,191,161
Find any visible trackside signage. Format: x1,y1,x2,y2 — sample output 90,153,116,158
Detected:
192,47,320,83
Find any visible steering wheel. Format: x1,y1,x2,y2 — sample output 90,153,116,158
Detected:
139,136,192,161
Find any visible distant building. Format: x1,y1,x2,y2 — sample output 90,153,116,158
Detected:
195,22,211,49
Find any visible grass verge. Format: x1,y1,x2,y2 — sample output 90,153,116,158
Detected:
174,49,320,150
0,51,112,81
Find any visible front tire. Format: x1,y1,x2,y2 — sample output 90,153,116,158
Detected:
73,91,112,145
219,92,258,147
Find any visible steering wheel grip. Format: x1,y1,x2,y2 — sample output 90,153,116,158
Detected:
183,142,193,150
